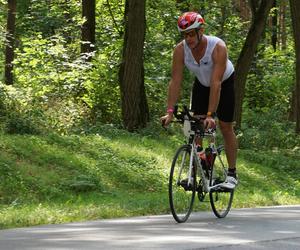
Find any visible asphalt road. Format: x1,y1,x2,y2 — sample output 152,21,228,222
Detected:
0,205,300,250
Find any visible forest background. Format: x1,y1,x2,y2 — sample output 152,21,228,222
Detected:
0,0,300,229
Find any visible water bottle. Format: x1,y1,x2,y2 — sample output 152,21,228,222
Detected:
205,147,214,169
197,146,207,170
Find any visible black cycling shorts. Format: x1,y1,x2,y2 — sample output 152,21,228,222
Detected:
191,72,235,122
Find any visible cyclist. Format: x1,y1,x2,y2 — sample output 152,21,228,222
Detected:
160,11,238,189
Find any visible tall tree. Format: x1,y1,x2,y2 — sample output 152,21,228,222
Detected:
4,0,17,85
279,0,287,50
233,0,251,21
81,0,95,60
119,0,149,131
271,0,277,51
234,0,273,127
289,0,300,133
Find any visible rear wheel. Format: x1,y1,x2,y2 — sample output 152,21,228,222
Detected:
209,146,234,218
169,145,196,223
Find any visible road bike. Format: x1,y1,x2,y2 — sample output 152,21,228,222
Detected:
168,105,234,223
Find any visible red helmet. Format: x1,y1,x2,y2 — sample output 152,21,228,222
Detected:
177,12,205,32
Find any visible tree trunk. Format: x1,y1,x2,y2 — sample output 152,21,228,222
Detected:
81,0,95,60
234,0,273,128
289,0,300,133
279,0,287,50
271,0,277,51
233,0,251,21
4,0,17,85
119,0,149,131
248,0,259,14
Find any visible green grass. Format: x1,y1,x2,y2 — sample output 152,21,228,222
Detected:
0,125,299,229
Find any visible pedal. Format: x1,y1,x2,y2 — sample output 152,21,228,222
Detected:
178,179,194,191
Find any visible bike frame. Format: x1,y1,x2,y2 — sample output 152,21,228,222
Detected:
180,118,226,193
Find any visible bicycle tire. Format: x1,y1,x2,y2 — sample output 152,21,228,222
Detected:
209,147,234,218
169,144,196,223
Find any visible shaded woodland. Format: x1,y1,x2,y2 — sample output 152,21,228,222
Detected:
1,0,299,134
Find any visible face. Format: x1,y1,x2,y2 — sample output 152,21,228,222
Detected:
183,29,197,39
182,29,203,49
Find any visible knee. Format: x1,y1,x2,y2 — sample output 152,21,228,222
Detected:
219,121,234,135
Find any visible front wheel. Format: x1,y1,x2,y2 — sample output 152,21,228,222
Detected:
209,147,234,218
169,144,196,223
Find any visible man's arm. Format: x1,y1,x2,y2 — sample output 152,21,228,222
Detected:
167,43,184,109
161,43,184,126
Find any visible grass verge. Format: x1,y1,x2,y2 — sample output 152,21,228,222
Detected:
0,125,299,229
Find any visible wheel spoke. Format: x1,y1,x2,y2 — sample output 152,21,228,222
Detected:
209,149,234,218
169,145,195,223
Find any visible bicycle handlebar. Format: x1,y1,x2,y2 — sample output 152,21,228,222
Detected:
173,105,199,123
173,105,216,135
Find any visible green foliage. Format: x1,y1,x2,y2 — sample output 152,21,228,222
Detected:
0,84,45,135
17,0,81,39
0,0,296,135
0,162,27,202
14,34,89,97
78,0,124,124
81,60,122,124
145,0,180,116
10,34,91,133
239,108,300,150
246,45,295,113
5,110,43,135
239,43,298,149
0,126,174,228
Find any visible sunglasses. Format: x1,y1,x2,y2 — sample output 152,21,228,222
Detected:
182,30,198,38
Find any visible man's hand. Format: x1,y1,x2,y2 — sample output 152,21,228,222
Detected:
160,113,174,127
204,116,216,129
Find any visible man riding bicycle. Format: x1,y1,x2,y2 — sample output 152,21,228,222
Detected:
160,12,238,189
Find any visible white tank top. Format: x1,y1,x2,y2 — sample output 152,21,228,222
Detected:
183,35,234,87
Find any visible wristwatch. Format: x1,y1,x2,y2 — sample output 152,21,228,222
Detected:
207,111,216,118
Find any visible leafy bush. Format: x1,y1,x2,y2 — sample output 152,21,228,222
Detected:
14,34,90,99
81,54,122,124
5,34,93,133
5,110,43,135
0,162,27,204
239,108,300,150
245,46,294,113
0,84,46,135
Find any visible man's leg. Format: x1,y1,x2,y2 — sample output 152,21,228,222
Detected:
218,120,237,171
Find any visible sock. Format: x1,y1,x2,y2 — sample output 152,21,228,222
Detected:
227,167,236,178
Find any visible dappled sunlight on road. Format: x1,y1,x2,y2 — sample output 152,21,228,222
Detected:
0,205,300,249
